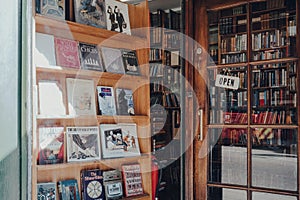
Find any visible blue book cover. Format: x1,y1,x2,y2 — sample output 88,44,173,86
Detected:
81,169,105,200
58,179,81,200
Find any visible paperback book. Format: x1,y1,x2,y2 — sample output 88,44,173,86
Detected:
40,0,65,20
66,78,97,116
37,182,57,200
38,126,64,165
121,49,140,76
81,169,105,200
105,0,131,35
35,32,57,68
103,170,123,200
115,88,135,115
74,0,107,29
121,163,143,197
78,42,104,71
57,179,80,200
66,126,101,162
100,47,125,74
97,86,117,116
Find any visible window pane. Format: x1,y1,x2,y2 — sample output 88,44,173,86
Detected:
252,192,297,200
208,187,247,200
252,128,297,191
208,128,247,185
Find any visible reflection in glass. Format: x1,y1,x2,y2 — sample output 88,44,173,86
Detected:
208,128,247,185
208,187,247,200
252,128,297,191
252,192,297,200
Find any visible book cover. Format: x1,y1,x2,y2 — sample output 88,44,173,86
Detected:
74,0,107,29
81,169,105,200
97,86,117,116
66,126,101,162
105,0,131,35
100,47,125,74
115,88,134,115
103,170,123,199
99,124,125,159
118,123,140,157
121,49,140,76
57,179,81,200
38,80,66,116
37,182,57,200
35,32,57,67
40,0,65,20
78,42,104,71
38,126,64,165
121,163,143,197
66,78,97,116
54,37,81,69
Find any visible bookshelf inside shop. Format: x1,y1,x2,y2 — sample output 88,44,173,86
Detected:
149,8,182,199
32,1,152,200
206,0,299,198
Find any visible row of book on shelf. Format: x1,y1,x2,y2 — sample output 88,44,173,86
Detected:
36,0,132,35
35,32,140,76
38,78,135,116
37,164,143,200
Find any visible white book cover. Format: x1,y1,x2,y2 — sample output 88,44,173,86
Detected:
66,78,97,116
37,182,57,200
97,86,117,115
35,32,57,68
38,80,66,116
101,47,125,74
66,126,101,162
118,123,140,157
105,0,131,35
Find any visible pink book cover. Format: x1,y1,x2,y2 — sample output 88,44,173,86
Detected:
54,37,80,69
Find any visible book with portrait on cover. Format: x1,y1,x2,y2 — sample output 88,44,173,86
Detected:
40,0,65,20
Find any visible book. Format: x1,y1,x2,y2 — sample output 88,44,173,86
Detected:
78,42,104,71
121,163,143,197
37,182,57,200
38,80,66,116
57,179,81,200
74,0,107,29
118,123,140,157
40,0,65,20
66,126,101,162
97,86,117,115
54,37,81,69
115,88,135,115
35,32,57,67
105,0,131,35
103,170,123,199
100,47,125,74
121,49,140,76
81,169,105,200
66,78,97,116
38,126,64,165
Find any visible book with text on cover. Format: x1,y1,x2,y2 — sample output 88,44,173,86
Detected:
81,168,105,200
115,88,135,116
97,86,117,116
121,163,143,197
121,49,140,76
78,42,104,71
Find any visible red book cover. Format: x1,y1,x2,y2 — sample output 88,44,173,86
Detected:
121,163,144,197
54,37,80,69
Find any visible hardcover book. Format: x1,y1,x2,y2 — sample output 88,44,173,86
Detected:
81,169,105,200
97,86,117,116
38,126,64,165
74,0,107,29
57,179,81,200
66,126,101,162
78,42,104,71
54,37,81,69
38,80,66,116
37,182,57,200
105,0,131,35
115,88,135,116
121,163,143,197
100,47,125,74
121,49,140,76
66,78,97,116
35,32,57,67
40,0,65,20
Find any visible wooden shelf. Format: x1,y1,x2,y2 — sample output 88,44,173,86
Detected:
249,57,298,65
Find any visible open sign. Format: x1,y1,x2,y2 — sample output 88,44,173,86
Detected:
215,74,240,90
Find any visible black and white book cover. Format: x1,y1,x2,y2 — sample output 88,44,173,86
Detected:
78,42,104,71
66,126,101,162
81,169,105,200
121,49,140,76
40,0,65,20
74,0,107,29
37,182,57,200
100,47,125,74
115,88,135,116
118,123,140,157
97,86,117,116
105,0,131,35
